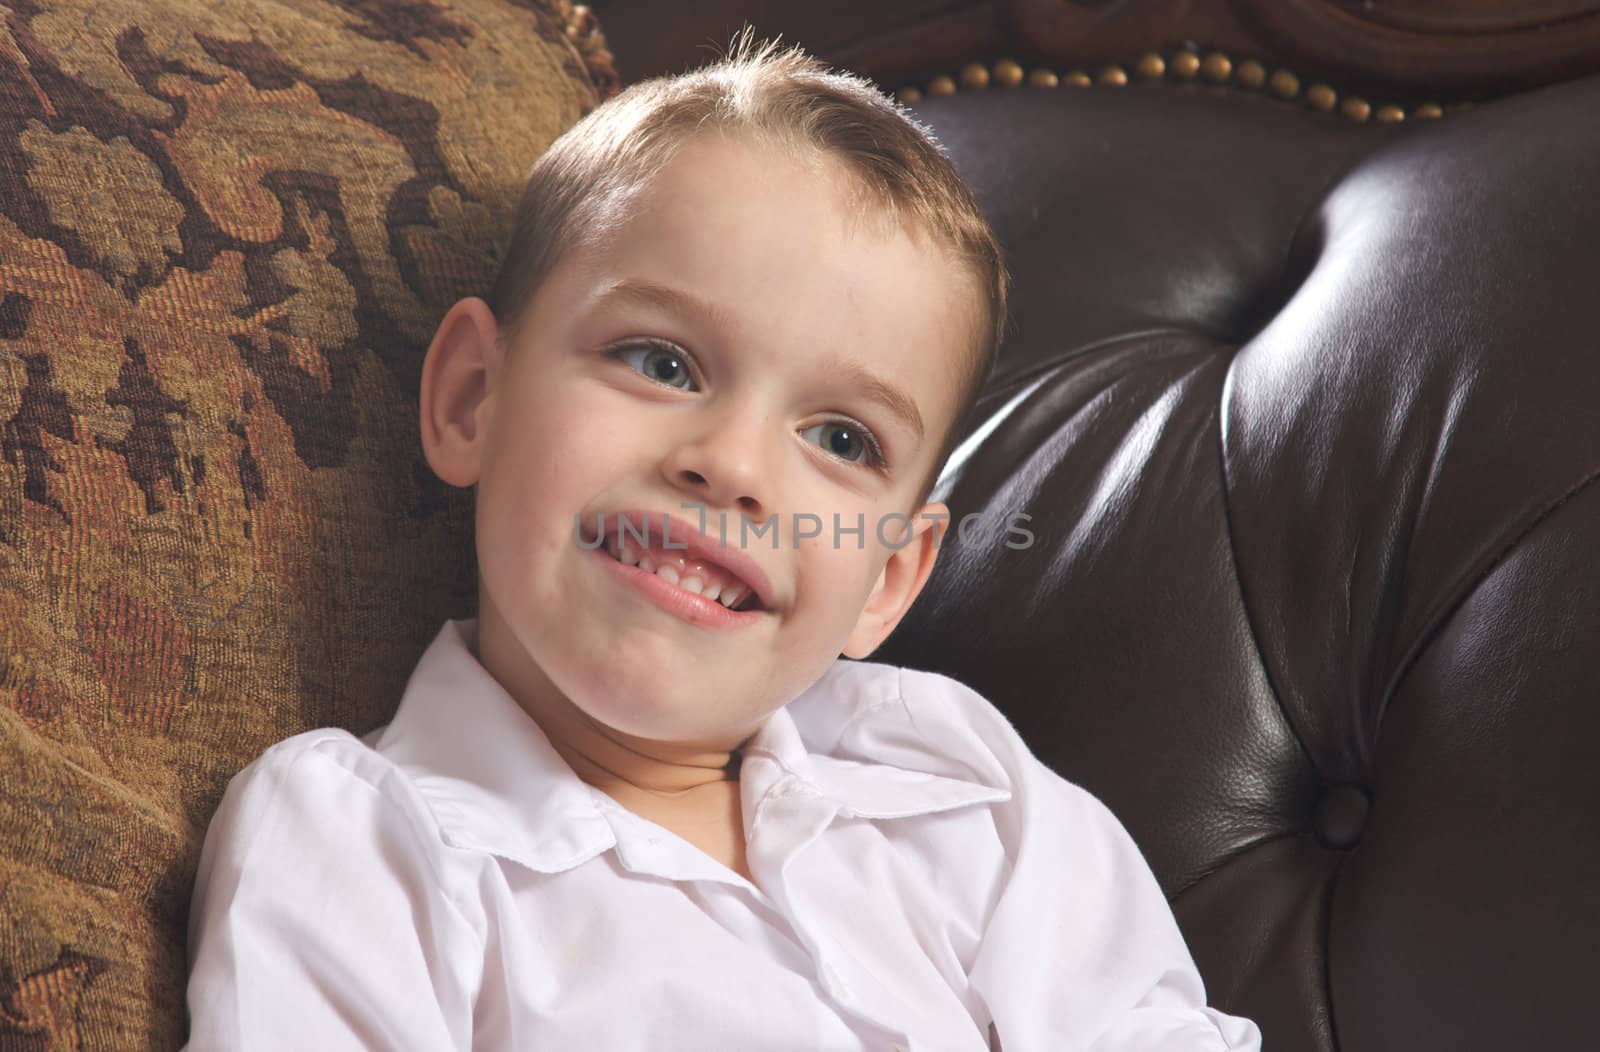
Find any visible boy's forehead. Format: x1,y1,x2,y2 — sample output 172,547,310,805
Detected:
583,144,910,297
615,135,844,231
609,141,961,305
597,132,917,247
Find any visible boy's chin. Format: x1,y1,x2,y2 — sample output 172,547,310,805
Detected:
577,699,761,751
560,666,752,730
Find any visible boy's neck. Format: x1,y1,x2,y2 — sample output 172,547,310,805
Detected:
547,730,743,798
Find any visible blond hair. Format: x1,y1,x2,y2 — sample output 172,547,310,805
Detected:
487,32,1009,490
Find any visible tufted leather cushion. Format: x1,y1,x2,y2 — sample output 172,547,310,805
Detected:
877,76,1600,1050
0,1,615,1045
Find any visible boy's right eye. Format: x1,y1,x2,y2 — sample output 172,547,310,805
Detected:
614,341,699,391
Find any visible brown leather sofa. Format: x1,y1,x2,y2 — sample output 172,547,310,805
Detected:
884,71,1600,1052
598,3,1600,1050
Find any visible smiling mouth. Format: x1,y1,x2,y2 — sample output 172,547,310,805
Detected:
595,532,763,612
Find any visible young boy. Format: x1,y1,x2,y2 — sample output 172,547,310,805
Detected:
184,37,1263,1051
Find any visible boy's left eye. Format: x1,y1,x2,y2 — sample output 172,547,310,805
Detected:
800,421,883,467
616,342,698,390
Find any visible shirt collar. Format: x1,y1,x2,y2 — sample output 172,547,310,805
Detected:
744,660,1013,821
369,620,616,873
370,620,1010,875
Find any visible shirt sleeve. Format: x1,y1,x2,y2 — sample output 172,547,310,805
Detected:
183,732,479,1051
904,670,1263,1052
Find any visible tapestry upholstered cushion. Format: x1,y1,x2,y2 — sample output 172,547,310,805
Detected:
0,1,616,1045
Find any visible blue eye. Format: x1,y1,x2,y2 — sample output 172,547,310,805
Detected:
616,343,697,390
801,421,884,467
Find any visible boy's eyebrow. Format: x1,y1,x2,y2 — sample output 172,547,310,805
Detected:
596,278,924,442
594,278,737,333
829,358,925,442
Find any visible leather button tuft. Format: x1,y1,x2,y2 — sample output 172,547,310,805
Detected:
1314,784,1371,849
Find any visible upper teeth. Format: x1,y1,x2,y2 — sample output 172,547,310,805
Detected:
607,537,751,609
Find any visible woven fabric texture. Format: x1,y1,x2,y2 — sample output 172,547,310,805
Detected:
0,1,616,1046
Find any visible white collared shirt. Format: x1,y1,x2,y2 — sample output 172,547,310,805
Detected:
184,620,1262,1051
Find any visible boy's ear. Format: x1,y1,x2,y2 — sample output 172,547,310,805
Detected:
843,502,949,659
419,296,504,488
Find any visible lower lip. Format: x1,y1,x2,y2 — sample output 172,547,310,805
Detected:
590,545,765,630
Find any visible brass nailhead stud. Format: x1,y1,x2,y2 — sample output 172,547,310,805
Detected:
1200,52,1232,82
899,52,1451,128
1306,83,1337,111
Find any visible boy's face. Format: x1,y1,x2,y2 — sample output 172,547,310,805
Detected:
422,133,978,750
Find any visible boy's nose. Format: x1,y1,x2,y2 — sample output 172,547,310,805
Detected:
659,412,773,520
